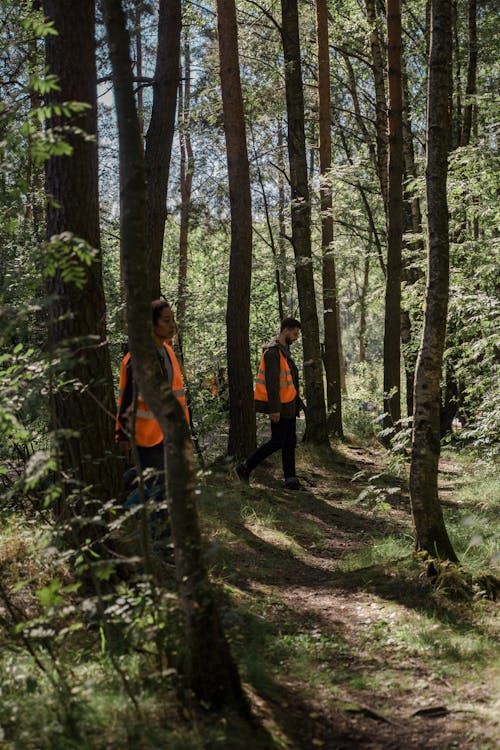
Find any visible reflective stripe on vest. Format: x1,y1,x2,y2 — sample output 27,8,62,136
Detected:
253,349,297,404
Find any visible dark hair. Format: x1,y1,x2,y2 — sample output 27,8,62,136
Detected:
280,317,301,332
151,298,171,326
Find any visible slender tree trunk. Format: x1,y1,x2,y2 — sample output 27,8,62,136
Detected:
339,60,386,277
216,0,256,457
365,0,388,213
281,0,328,444
177,27,194,334
451,0,462,150
441,0,477,435
102,0,248,708
43,0,121,507
135,5,144,134
316,0,343,437
401,52,425,417
251,122,285,321
401,58,425,255
382,0,403,438
359,241,371,364
119,5,145,335
277,118,289,305
145,0,181,299
460,0,477,146
409,0,457,562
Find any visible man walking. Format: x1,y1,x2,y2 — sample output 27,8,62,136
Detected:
236,318,304,490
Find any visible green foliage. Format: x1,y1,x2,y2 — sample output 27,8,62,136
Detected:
43,233,98,289
343,363,383,439
443,459,500,576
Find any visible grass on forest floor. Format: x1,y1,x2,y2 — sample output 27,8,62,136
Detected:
0,444,498,749
199,444,499,746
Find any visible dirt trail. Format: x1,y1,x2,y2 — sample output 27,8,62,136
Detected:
217,445,499,749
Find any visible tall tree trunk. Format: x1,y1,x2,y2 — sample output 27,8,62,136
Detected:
119,5,145,335
441,0,477,435
451,0,462,150
277,117,289,305
281,0,328,444
382,0,403,438
409,0,457,562
145,0,181,299
102,0,248,709
460,0,477,147
251,124,285,321
340,57,386,277
401,53,425,417
365,0,388,213
135,5,144,134
43,0,120,506
316,0,343,437
216,0,256,457
359,240,371,364
177,27,194,334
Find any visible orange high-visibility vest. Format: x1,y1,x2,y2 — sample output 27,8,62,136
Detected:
116,343,189,447
254,349,297,404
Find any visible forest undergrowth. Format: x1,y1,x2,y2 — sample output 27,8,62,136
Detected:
0,433,498,750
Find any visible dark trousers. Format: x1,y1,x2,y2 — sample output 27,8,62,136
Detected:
137,443,164,473
245,417,297,480
132,443,168,541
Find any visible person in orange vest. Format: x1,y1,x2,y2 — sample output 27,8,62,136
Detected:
116,299,189,493
236,318,305,490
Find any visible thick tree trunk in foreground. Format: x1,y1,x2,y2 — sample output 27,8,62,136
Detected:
316,0,343,437
382,0,403,438
43,0,120,505
409,0,457,562
102,0,247,707
145,0,181,299
216,0,256,457
281,0,327,444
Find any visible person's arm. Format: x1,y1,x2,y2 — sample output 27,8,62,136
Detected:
264,348,281,420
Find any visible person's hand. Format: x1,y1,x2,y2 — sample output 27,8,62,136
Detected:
269,412,280,423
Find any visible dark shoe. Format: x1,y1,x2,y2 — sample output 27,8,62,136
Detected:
284,477,303,491
235,462,251,484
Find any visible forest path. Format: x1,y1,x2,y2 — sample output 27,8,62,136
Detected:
203,442,499,749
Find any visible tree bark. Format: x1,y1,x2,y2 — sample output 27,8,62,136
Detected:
252,130,285,321
316,0,343,437
145,0,181,299
460,0,477,146
281,0,328,444
365,0,388,213
451,0,462,150
277,117,290,305
216,0,256,458
382,0,403,437
401,52,425,417
409,0,457,562
359,241,371,364
340,56,386,277
177,27,194,334
43,0,121,507
102,0,248,708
